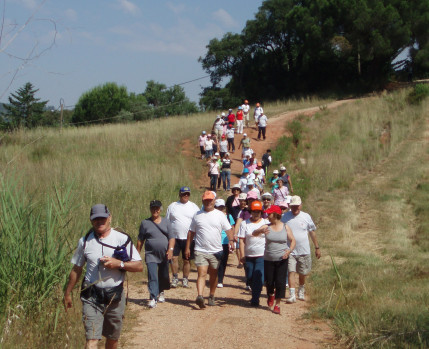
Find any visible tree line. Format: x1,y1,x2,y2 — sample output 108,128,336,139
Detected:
199,0,429,110
0,81,198,130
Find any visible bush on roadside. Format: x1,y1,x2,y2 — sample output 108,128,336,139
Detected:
407,83,429,104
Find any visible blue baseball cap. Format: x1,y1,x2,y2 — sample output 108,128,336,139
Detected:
180,186,191,194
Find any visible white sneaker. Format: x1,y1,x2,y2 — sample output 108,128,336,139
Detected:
158,292,165,303
286,295,296,304
245,285,252,291
148,299,157,308
286,283,289,288
298,286,305,301
182,278,190,288
217,283,223,288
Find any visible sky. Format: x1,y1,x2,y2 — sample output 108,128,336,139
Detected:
0,0,263,109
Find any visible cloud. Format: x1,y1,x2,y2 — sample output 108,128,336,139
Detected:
166,2,185,15
107,19,223,57
64,8,77,22
117,0,140,15
212,8,238,29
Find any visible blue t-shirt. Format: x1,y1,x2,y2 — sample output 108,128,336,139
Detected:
221,214,235,244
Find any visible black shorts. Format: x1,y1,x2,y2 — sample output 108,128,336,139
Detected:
173,239,195,260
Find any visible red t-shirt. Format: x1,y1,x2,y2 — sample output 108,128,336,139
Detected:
236,111,243,120
228,113,236,123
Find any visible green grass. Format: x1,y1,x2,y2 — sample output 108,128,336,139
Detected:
270,89,429,348
0,97,331,347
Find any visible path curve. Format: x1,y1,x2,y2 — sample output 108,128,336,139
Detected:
124,100,355,349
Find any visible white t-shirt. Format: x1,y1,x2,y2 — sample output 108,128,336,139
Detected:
190,209,232,253
258,114,268,127
205,139,214,151
281,211,316,255
166,200,200,240
238,177,248,192
208,162,219,175
71,229,142,288
238,219,268,257
226,128,235,139
254,106,263,119
214,118,224,130
198,135,207,147
242,104,250,114
220,140,228,153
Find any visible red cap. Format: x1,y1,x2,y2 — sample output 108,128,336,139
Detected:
264,205,282,215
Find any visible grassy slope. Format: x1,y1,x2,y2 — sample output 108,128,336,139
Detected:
0,98,331,348
273,89,429,348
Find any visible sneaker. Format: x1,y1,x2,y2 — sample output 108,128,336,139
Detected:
196,295,206,309
237,264,244,269
245,285,252,291
267,294,275,307
286,295,296,304
148,299,157,308
157,292,165,303
182,278,190,288
217,283,223,288
171,278,179,288
208,295,216,306
286,283,289,288
298,286,305,301
273,305,281,314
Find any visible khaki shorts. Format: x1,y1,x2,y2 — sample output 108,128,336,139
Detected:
194,250,221,269
82,292,126,340
288,254,312,275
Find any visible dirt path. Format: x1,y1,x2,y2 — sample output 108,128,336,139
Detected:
122,100,355,349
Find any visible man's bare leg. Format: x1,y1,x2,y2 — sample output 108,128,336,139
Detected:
196,266,208,296
106,339,118,349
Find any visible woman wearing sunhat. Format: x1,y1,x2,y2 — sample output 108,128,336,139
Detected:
252,205,296,314
273,177,289,205
238,200,268,306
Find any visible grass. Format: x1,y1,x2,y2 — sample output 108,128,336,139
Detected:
270,89,429,348
0,96,330,347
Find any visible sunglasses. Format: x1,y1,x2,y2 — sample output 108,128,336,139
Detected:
180,193,190,196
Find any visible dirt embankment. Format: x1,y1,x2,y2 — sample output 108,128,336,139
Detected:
123,100,354,349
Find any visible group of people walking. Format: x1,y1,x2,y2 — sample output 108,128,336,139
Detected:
63,100,321,347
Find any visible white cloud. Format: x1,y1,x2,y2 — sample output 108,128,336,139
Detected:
107,19,223,57
166,2,185,15
64,8,77,22
212,8,238,29
117,0,140,15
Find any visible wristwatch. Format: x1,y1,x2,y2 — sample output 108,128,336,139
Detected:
120,261,125,269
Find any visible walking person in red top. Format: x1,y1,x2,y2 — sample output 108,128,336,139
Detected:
236,106,244,134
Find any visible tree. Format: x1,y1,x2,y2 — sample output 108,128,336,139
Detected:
199,0,428,101
72,82,130,125
141,80,198,118
1,82,48,129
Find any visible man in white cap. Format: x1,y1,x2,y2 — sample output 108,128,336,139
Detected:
166,187,200,288
64,204,143,349
281,196,321,303
186,191,234,308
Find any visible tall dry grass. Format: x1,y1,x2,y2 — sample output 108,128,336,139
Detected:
0,97,330,347
275,89,429,347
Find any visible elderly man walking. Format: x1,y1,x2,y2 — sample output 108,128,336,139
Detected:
64,204,143,349
281,196,321,303
166,186,200,288
185,191,234,308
